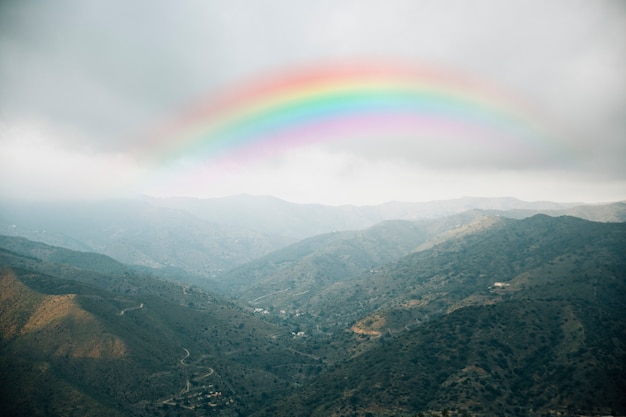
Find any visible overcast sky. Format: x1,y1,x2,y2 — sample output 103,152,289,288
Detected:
1,0,624,205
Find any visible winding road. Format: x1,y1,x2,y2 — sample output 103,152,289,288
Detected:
180,347,190,365
158,348,220,405
118,303,144,315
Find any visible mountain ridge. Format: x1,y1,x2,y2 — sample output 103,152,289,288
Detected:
2,196,623,289
1,203,626,416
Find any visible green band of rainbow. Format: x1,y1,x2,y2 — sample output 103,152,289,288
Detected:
136,63,569,171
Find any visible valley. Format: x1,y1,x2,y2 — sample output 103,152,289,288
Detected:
1,197,625,416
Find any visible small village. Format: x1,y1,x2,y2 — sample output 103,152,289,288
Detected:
160,384,232,413
149,348,235,414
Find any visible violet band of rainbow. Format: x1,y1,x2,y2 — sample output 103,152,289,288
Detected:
133,62,572,171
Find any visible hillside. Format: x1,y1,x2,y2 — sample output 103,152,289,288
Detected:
255,298,626,417
263,215,626,331
223,214,626,333
219,211,491,311
316,215,624,329
251,215,626,416
219,220,429,299
0,237,322,416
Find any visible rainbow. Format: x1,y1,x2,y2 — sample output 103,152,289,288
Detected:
137,62,566,171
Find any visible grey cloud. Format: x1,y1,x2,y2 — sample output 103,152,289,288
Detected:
0,0,624,180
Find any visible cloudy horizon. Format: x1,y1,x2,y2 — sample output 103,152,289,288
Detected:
1,0,624,205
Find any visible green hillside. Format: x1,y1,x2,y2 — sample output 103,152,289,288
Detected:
250,216,626,417
220,220,429,300
254,298,626,417
0,237,321,416
220,212,492,313
302,215,626,331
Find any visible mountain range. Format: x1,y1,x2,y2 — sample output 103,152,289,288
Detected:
1,196,625,416
1,196,624,286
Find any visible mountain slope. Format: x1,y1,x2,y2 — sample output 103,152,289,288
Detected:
222,213,626,335
220,220,430,302
255,298,626,417
251,216,626,417
0,236,322,416
219,212,497,312
310,215,626,331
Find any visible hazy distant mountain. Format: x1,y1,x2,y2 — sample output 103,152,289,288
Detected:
0,199,288,279
147,194,586,239
479,200,626,223
1,197,622,287
146,194,384,240
549,200,626,222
